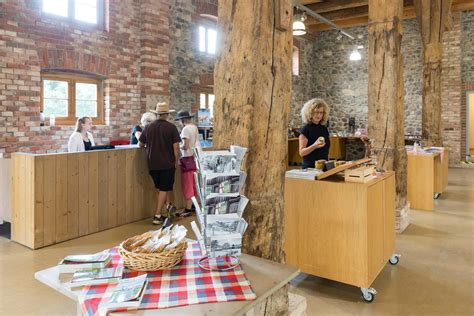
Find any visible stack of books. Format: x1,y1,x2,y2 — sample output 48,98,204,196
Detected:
58,252,111,273
67,265,124,288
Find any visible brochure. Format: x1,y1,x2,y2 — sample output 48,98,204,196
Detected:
69,264,123,288
100,274,148,312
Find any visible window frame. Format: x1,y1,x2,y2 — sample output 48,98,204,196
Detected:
40,73,104,126
41,0,105,29
199,89,215,117
197,21,218,56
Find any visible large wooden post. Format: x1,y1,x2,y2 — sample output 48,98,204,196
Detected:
214,0,292,263
414,0,453,147
214,1,292,313
368,1,408,215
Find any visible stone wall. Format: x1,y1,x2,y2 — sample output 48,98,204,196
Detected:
291,14,470,164
461,11,474,159
169,0,216,114
0,0,170,157
462,11,474,82
290,38,316,129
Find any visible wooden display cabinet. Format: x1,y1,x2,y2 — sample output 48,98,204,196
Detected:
407,147,449,211
284,171,398,302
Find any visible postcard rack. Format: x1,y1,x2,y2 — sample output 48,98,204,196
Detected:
191,146,249,271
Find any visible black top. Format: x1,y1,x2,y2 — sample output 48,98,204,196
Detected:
83,140,92,151
130,125,143,145
139,119,181,171
300,123,330,169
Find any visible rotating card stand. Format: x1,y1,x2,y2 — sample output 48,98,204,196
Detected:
190,146,249,272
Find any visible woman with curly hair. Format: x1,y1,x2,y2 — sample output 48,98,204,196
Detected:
298,98,331,169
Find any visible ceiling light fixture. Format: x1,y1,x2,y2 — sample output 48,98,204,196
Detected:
293,0,355,40
292,12,307,36
349,45,364,61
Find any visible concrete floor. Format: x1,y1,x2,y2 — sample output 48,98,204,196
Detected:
0,168,473,315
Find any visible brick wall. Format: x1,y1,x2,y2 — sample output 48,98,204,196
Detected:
0,0,170,158
441,13,462,164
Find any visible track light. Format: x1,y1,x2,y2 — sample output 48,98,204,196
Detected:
349,45,364,61
293,13,307,36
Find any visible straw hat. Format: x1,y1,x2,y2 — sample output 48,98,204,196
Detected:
151,102,176,114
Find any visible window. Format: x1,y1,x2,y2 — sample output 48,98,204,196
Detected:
200,92,215,118
41,74,103,125
292,46,299,76
198,25,217,55
42,0,103,25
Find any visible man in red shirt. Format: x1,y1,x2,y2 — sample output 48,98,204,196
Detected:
139,102,181,225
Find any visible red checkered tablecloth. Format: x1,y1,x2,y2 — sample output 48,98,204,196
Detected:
79,241,256,315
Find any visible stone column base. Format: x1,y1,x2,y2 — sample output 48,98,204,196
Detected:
396,202,410,233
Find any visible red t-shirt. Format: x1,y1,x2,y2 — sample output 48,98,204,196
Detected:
139,119,181,170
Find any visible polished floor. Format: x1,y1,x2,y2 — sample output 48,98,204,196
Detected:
0,168,473,315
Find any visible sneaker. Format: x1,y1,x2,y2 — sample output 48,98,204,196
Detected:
176,208,194,217
152,215,167,225
166,203,177,217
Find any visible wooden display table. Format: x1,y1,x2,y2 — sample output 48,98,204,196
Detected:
407,147,449,211
35,253,299,315
284,171,398,302
11,148,184,249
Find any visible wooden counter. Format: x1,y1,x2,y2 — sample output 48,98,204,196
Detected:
12,148,184,249
288,136,347,166
407,147,449,211
284,172,395,289
288,138,302,165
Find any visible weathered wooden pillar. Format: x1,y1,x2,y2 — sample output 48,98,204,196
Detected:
414,0,452,147
368,0,408,221
214,0,292,263
214,1,292,313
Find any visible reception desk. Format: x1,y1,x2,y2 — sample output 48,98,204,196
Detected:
12,147,184,249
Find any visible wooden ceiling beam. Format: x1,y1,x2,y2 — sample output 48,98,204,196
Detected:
305,5,369,26
305,0,368,13
306,0,472,32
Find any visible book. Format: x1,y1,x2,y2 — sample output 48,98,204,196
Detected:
68,265,124,288
285,168,322,180
58,252,111,273
100,274,148,313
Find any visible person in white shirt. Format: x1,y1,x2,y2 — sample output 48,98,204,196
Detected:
68,116,95,152
175,110,201,217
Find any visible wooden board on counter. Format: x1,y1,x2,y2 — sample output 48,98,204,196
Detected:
316,158,372,180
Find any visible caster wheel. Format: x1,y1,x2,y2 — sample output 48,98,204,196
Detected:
362,292,374,303
361,287,377,303
389,254,401,265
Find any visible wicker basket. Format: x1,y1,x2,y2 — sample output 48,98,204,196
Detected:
118,235,187,271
